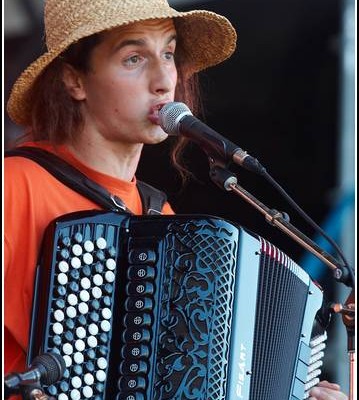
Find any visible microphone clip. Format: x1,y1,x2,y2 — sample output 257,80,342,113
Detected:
209,164,238,191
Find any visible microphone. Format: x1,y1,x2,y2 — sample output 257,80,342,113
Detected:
4,352,66,398
159,102,266,174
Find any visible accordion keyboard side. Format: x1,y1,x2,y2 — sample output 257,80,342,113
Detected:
28,211,131,400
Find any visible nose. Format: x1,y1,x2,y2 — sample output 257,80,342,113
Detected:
149,59,177,95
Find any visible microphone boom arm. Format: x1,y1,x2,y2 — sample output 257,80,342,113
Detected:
209,165,352,286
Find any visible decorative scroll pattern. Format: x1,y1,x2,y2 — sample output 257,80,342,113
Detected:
153,219,238,399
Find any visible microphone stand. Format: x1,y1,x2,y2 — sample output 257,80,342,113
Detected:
331,289,355,400
5,380,53,400
20,384,54,400
208,164,356,399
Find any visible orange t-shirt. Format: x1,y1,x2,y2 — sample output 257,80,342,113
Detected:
4,141,174,374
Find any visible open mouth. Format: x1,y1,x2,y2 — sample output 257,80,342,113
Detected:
148,103,167,124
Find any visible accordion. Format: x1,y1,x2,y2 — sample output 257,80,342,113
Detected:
28,211,328,400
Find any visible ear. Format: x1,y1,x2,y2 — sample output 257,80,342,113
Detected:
62,64,87,101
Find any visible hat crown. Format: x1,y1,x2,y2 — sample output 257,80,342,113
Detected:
44,0,172,50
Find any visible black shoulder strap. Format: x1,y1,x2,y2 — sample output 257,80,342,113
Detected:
137,180,167,215
5,146,167,215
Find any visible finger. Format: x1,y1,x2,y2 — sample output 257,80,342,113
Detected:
309,387,347,400
316,380,341,390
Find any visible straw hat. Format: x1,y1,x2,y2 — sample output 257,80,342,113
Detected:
7,0,237,126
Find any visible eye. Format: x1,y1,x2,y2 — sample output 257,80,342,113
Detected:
123,55,143,66
163,51,175,60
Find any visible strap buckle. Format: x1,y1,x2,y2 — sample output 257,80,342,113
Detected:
110,195,128,212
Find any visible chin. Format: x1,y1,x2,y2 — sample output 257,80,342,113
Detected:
151,134,169,144
147,127,169,144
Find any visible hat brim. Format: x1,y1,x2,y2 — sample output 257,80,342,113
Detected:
7,9,237,126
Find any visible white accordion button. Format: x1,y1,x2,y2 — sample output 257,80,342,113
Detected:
66,306,77,319
52,322,64,335
96,237,107,249
105,271,115,283
75,339,85,352
75,327,86,339
96,370,106,382
70,389,80,400
87,336,98,348
54,310,65,322
91,287,102,299
72,244,83,256
82,386,93,398
57,273,68,285
73,352,84,364
67,294,78,306
105,258,116,270
88,323,99,336
79,290,90,302
80,277,91,289
97,357,108,370
93,274,103,286
58,261,69,273
78,302,89,315
84,240,95,252
63,355,72,368
71,376,82,389
62,343,73,355
101,308,112,320
83,373,95,386
70,257,81,269
100,320,111,332
83,253,93,265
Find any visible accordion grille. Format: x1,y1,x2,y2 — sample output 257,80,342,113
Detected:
154,220,238,399
249,240,309,399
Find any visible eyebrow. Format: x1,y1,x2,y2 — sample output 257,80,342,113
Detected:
114,34,177,53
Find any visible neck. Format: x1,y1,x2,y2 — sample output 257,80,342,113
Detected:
67,137,143,182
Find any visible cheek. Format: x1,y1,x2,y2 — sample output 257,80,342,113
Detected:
171,67,178,87
86,75,135,111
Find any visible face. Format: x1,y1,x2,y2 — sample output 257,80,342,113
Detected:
65,19,178,146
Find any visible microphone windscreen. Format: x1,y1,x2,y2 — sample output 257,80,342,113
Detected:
31,352,66,385
159,102,192,135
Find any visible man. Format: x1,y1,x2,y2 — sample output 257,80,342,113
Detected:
4,1,347,399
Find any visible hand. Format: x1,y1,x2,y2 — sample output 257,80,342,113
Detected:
308,380,348,400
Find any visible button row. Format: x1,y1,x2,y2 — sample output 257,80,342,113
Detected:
119,248,157,399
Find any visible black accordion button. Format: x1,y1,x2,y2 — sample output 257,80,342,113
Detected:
128,249,156,264
125,297,153,312
116,394,145,400
120,360,148,375
84,361,95,372
127,265,155,280
122,344,150,359
126,282,154,296
47,385,58,396
118,376,146,391
59,381,70,392
123,329,151,343
60,236,71,247
124,313,152,328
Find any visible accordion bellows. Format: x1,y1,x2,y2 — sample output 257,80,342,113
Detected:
28,211,327,400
